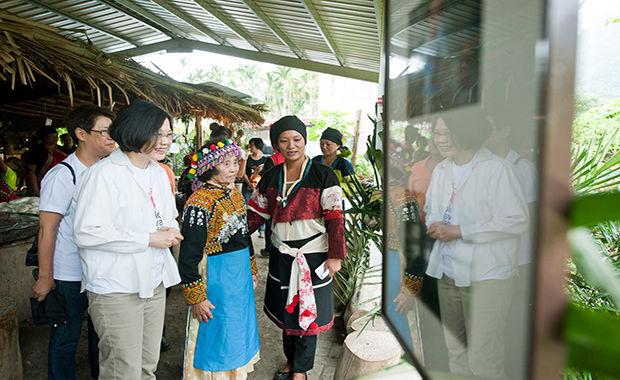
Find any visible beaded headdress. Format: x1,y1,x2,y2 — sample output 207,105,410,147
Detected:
187,138,242,188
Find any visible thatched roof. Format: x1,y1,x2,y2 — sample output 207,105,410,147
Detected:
0,11,266,125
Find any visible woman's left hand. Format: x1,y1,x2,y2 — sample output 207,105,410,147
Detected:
325,258,342,278
394,290,416,314
192,299,215,322
427,222,461,241
252,274,258,290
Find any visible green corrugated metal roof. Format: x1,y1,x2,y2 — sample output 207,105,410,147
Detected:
0,0,384,81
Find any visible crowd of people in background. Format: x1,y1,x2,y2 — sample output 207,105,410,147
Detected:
10,100,356,380
1,124,78,201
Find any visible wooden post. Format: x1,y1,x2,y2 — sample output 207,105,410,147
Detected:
351,109,362,166
0,296,23,379
195,113,203,151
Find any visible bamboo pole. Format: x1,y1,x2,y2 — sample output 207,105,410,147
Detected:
195,113,203,150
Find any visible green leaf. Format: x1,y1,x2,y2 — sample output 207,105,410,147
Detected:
570,192,620,227
596,149,620,174
565,303,620,378
569,228,620,308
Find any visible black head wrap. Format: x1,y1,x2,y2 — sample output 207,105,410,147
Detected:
270,115,307,147
320,127,343,146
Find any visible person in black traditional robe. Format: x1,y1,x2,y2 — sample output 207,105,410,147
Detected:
247,115,346,380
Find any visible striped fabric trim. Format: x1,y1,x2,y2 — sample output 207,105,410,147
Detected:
181,280,207,305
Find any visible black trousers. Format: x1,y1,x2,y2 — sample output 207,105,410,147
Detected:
282,332,318,373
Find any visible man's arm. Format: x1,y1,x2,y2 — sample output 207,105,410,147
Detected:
32,211,62,301
25,164,39,196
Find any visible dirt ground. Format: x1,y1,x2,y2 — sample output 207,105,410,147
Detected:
19,233,344,379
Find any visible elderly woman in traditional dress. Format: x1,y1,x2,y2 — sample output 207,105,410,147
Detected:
178,137,260,379
247,115,346,380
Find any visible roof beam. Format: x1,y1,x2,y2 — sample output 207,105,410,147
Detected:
299,0,346,66
27,0,139,46
410,16,480,53
391,0,465,38
97,0,190,39
150,0,229,46
241,0,307,59
373,0,384,41
192,0,265,51
113,39,378,82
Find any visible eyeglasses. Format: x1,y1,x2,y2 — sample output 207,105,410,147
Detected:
90,129,111,137
433,131,453,141
157,133,175,141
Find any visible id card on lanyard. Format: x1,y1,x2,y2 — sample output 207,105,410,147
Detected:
149,189,164,231
442,188,457,224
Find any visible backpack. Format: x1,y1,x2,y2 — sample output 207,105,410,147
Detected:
25,162,75,267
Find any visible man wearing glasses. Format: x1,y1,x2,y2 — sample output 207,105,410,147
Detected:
33,104,116,380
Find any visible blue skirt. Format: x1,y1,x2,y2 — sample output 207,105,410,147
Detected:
192,248,260,372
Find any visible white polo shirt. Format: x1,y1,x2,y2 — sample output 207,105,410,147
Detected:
39,153,87,282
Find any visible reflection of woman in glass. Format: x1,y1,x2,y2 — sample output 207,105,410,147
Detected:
178,138,260,379
424,115,528,378
408,139,443,224
312,127,355,179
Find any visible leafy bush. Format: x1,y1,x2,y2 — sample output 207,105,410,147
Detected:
572,99,620,153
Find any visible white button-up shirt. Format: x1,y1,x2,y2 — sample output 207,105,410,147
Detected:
424,147,529,286
73,149,181,298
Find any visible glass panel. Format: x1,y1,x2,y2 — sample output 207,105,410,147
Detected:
383,0,546,378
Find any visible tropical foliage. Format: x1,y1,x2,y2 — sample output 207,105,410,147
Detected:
565,95,620,379
308,110,355,141
181,61,319,120
333,115,383,308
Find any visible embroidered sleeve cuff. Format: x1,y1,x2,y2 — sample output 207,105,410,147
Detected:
182,279,207,305
250,255,258,276
403,273,423,295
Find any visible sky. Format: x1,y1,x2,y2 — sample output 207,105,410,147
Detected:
575,0,620,101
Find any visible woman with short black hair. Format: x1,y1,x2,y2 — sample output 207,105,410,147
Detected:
73,100,183,380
